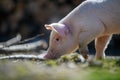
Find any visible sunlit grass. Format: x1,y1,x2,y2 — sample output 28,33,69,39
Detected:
0,54,120,80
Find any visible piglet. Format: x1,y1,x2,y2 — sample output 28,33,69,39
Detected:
44,0,120,59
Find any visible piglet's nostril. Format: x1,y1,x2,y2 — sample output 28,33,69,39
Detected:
44,51,53,59
44,54,48,59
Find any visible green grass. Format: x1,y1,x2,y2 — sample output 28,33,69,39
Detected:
87,58,120,80
0,54,120,80
88,68,120,80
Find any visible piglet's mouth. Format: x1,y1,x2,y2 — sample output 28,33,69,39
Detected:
44,51,62,59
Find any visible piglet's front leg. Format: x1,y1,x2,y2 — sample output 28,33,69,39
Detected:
79,45,89,60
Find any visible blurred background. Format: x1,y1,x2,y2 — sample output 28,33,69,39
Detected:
0,0,120,56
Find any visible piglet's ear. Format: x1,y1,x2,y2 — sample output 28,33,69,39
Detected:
45,24,53,30
45,23,69,37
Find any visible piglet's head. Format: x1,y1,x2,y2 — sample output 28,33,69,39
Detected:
45,23,69,37
44,23,78,59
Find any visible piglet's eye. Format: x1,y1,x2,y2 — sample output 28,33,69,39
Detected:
56,38,59,41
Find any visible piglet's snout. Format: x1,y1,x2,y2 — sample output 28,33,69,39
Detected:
44,52,53,59
44,51,60,59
